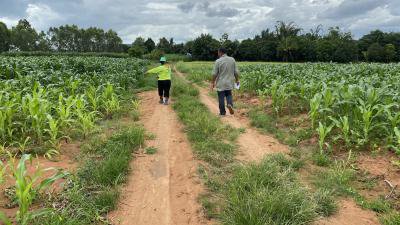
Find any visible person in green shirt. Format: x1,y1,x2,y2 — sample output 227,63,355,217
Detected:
146,56,172,105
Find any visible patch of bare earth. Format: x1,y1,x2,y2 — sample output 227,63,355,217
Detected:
314,199,380,225
174,68,288,163
357,153,400,204
108,91,210,225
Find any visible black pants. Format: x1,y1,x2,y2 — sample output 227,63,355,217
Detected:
158,80,171,98
217,90,233,115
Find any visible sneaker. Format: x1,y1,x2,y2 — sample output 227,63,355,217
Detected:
163,98,169,105
159,99,164,104
227,104,234,115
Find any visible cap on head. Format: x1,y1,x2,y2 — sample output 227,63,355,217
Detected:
160,56,167,62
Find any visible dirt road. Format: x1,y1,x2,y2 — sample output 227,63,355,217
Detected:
108,91,209,225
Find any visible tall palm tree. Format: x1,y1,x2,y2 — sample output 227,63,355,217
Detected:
275,21,301,61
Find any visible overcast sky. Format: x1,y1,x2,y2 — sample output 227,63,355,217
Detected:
1,0,399,43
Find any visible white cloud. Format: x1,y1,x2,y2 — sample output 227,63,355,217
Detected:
26,3,62,31
0,16,18,28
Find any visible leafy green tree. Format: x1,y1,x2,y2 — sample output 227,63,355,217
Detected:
358,30,385,52
184,40,194,53
172,43,185,54
237,39,258,61
384,44,396,62
0,21,11,52
104,29,122,52
220,33,239,56
128,37,147,57
11,19,38,51
157,37,172,53
144,38,155,53
36,31,51,51
367,43,386,62
128,45,145,57
192,34,219,60
316,27,358,62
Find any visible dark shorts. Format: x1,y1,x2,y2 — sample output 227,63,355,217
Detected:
158,80,171,98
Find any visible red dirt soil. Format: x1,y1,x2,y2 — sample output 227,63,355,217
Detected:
314,199,380,225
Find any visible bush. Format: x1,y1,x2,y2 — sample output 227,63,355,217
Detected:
128,45,146,58
143,49,164,60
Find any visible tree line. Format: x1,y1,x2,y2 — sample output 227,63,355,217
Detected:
185,22,399,62
0,19,124,53
1,19,400,63
129,21,400,63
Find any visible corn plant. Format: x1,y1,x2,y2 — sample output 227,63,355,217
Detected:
270,80,290,115
7,154,67,225
44,115,64,159
317,122,334,154
104,95,121,118
310,94,322,128
389,127,400,155
12,137,31,154
22,85,50,144
56,93,75,130
0,111,6,141
131,99,140,111
385,108,400,143
355,100,385,146
86,85,101,112
77,111,97,139
330,116,351,147
0,161,11,225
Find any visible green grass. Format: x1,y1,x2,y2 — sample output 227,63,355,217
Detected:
313,160,356,197
222,154,330,225
145,146,158,155
380,212,400,225
33,127,145,225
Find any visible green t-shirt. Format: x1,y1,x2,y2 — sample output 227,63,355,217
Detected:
147,64,172,80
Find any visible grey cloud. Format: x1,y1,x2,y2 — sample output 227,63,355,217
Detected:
321,0,388,19
178,2,196,13
179,1,240,17
204,4,240,17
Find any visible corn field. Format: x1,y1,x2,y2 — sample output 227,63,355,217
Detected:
241,63,400,154
0,56,146,157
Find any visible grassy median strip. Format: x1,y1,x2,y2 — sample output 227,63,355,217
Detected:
34,126,145,225
171,74,334,224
